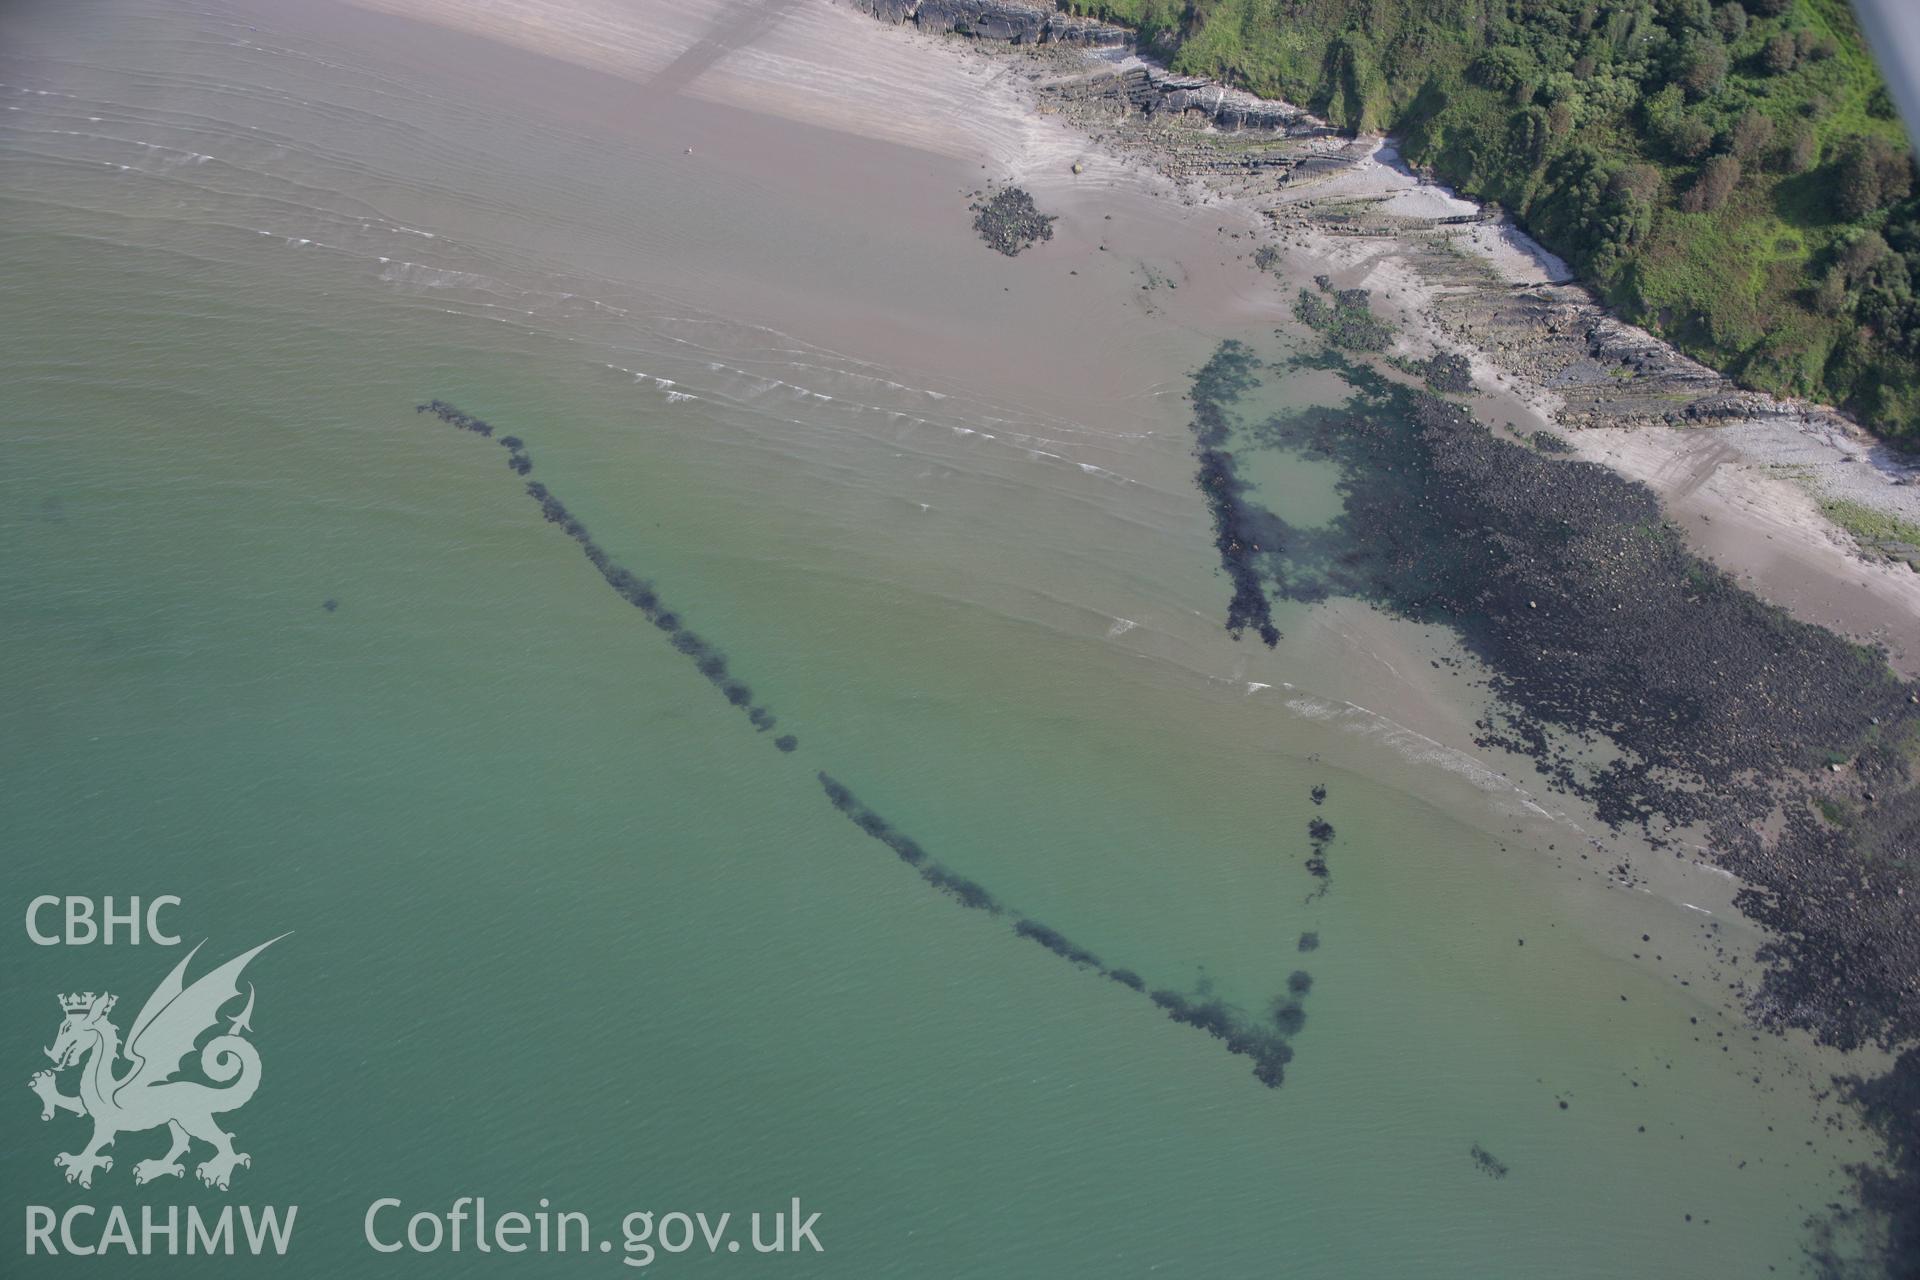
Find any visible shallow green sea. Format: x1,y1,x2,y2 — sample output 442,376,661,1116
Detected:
0,0,1885,1275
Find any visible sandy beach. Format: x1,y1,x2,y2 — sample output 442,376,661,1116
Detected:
337,0,1920,669
316,0,1920,860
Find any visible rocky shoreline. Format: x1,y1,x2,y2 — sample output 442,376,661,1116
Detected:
853,0,1326,132
1191,337,1920,1275
848,1,1920,1270
851,0,1920,575
854,0,1126,48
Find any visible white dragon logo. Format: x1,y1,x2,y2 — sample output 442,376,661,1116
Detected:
28,937,285,1191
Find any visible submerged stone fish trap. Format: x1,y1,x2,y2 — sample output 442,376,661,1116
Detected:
1179,342,1920,1251
417,399,784,740
416,399,1315,1089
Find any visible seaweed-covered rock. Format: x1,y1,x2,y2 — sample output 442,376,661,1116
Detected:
1294,280,1394,352
1013,918,1103,968
421,402,779,736
1179,348,1920,1235
1186,342,1282,647
971,187,1056,257
1423,352,1474,394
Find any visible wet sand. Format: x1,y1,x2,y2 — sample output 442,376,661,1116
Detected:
337,0,1275,428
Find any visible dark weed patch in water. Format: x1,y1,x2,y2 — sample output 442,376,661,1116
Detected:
419,401,779,740
1268,997,1307,1036
1470,1143,1510,1179
418,398,493,437
1151,988,1296,1087
498,435,534,475
817,773,996,909
813,768,1311,1086
1305,816,1337,899
917,863,999,913
1014,918,1104,968
1187,342,1281,647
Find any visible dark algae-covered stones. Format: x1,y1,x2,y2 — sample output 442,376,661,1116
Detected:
1174,345,1920,1257
970,186,1055,256
1304,815,1336,898
1150,987,1298,1088
417,399,779,740
1013,918,1103,968
1292,278,1394,352
1471,1144,1510,1179
1422,352,1473,395
812,767,1314,1087
1186,341,1280,647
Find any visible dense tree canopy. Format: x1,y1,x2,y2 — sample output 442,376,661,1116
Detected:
1065,0,1920,439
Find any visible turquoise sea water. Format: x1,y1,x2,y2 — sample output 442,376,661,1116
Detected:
0,0,1888,1274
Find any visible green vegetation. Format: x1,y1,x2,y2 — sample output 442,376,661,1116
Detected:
1294,275,1396,348
1819,496,1920,544
1063,0,1920,442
